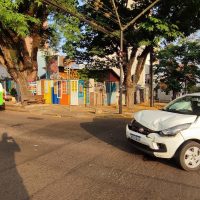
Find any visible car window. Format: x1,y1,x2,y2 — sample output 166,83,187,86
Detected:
165,96,200,115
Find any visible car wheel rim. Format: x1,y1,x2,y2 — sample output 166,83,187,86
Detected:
184,146,200,169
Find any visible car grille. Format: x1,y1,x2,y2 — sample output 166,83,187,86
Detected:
129,120,154,135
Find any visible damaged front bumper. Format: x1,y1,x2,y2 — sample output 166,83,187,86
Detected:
126,124,185,159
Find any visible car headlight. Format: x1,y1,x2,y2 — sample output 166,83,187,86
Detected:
160,123,191,136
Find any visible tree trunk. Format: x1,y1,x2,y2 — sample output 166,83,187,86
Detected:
126,84,136,108
133,46,150,105
15,71,31,102
125,48,137,108
0,2,48,103
135,46,151,84
172,90,177,100
124,46,150,108
0,36,39,103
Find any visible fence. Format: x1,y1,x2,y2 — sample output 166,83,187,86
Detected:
33,79,119,106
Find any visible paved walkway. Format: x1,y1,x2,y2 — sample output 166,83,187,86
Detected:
5,101,166,118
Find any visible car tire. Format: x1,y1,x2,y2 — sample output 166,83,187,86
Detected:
178,141,200,171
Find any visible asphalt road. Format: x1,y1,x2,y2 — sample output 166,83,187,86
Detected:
0,110,200,200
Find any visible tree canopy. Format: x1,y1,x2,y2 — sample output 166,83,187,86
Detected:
155,41,200,98
0,0,82,101
1,0,200,105
68,0,200,107
73,0,200,63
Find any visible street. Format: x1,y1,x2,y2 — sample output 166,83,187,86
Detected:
0,110,200,200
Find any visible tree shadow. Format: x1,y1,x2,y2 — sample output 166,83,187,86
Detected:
81,117,145,155
0,133,29,200
80,117,179,169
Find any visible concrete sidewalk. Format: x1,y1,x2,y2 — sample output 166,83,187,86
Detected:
4,101,166,118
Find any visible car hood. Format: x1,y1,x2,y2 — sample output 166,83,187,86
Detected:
134,110,197,131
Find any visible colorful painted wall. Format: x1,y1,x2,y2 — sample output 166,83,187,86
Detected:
29,79,119,106
34,80,90,106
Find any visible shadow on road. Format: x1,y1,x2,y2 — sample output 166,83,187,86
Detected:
80,117,179,169
0,133,29,200
81,117,144,154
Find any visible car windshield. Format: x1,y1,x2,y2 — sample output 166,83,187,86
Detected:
164,96,200,115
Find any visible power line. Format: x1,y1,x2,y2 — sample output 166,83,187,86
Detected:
86,0,128,25
43,0,116,33
99,2,128,24
86,3,120,25
42,0,120,39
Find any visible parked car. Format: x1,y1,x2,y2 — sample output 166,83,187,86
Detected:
126,93,200,171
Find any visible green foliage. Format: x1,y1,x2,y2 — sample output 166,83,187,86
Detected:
78,68,109,82
188,85,200,93
0,0,83,59
155,41,200,93
139,16,183,46
73,0,200,68
0,0,40,36
45,0,83,52
157,0,200,36
78,68,90,80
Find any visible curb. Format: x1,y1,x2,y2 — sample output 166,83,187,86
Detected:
5,105,27,112
4,104,95,118
5,105,131,119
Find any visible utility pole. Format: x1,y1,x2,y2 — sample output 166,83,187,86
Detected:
150,47,154,107
111,0,160,114
119,30,123,114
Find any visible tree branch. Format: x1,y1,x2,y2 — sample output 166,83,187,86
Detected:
42,0,120,39
111,0,122,30
122,0,160,31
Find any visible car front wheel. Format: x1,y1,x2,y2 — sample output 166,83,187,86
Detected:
178,141,200,171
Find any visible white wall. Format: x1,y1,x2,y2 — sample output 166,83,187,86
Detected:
37,50,47,77
157,89,172,102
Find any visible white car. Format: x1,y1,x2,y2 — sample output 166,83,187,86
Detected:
126,93,200,171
